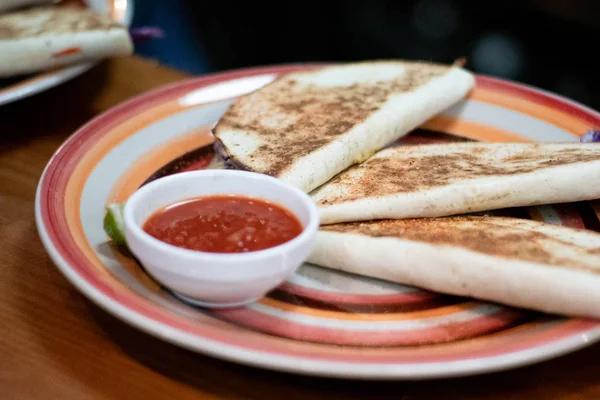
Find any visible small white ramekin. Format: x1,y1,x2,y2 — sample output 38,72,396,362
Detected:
123,170,319,308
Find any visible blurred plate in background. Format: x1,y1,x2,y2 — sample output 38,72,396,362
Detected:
0,0,134,106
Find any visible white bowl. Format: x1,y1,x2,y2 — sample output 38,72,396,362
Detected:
123,170,319,308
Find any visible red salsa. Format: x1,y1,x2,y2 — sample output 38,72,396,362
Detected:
143,195,303,253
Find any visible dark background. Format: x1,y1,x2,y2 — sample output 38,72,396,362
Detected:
133,0,600,109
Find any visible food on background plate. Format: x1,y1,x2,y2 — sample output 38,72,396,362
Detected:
142,195,303,253
581,129,600,143
0,6,133,78
313,142,600,224
309,216,600,319
213,60,475,193
0,0,53,13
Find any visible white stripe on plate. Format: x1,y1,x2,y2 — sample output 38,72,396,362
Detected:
536,205,562,225
444,100,579,142
288,264,418,294
179,75,277,106
82,103,229,280
247,303,503,331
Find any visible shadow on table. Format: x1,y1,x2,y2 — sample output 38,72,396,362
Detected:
84,296,598,400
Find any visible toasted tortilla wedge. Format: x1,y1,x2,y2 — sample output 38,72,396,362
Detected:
0,0,53,14
0,6,132,78
309,217,600,318
312,142,600,224
213,60,475,193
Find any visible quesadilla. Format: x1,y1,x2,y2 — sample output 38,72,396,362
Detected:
0,6,132,78
213,60,475,193
309,216,600,319
312,142,600,224
0,0,53,14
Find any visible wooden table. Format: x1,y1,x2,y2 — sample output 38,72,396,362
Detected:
2,56,600,399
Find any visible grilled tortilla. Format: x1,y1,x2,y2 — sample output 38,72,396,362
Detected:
0,6,132,78
309,216,600,319
312,142,600,224
0,0,53,14
213,60,475,193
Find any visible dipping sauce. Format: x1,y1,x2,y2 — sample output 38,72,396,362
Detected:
142,195,303,253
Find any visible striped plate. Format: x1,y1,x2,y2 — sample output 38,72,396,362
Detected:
36,64,600,379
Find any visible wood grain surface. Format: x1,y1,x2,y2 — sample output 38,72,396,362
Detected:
2,56,600,400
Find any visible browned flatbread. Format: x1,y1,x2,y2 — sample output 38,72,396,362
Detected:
0,0,53,14
213,60,475,192
0,6,132,77
312,142,600,224
310,216,600,318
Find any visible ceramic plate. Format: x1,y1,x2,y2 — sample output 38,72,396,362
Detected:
36,64,600,380
0,0,133,106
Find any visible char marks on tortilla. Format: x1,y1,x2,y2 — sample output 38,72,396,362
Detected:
0,6,122,40
322,217,600,272
214,61,451,177
313,143,600,204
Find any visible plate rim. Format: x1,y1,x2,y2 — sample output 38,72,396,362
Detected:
35,64,600,380
0,0,134,106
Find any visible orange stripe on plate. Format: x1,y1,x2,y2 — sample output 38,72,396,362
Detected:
64,99,188,278
422,116,532,142
258,297,480,321
108,127,215,204
470,88,590,135
421,318,552,354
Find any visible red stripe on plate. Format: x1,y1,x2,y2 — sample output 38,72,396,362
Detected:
38,66,600,365
552,204,586,229
476,76,600,129
212,307,530,346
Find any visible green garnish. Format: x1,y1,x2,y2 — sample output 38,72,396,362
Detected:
103,203,127,246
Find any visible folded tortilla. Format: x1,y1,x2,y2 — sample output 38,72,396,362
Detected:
308,217,600,319
0,6,132,78
0,0,53,14
214,60,475,193
312,142,600,224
